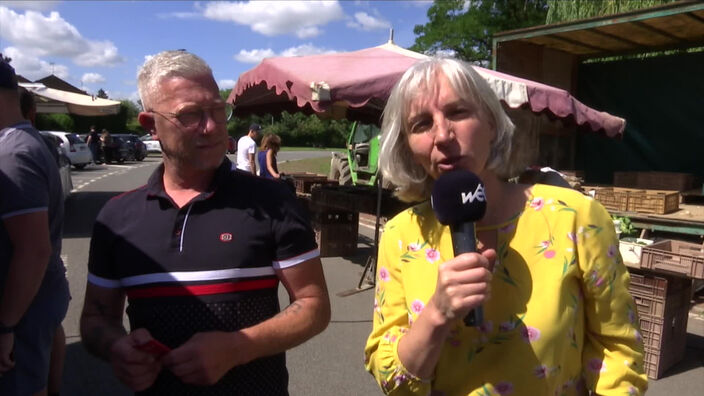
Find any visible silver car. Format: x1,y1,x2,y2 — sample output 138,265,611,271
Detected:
46,131,93,169
139,134,162,154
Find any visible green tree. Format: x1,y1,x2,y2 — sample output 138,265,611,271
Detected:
411,0,548,65
36,113,75,132
96,88,108,99
546,0,677,24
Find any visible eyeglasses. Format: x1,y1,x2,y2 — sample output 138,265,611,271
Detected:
150,103,234,129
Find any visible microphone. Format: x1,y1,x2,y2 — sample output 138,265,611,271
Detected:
430,170,487,326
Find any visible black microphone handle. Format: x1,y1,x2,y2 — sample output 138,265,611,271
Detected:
450,222,484,327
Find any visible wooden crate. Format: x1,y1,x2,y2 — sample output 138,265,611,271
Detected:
626,190,680,214
593,187,631,211
289,173,336,194
614,171,700,191
641,239,704,279
627,269,693,379
312,210,359,257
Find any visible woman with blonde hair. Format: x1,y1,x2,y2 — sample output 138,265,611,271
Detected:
258,133,282,179
364,57,647,395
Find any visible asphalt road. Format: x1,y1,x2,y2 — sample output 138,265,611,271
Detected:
58,154,703,395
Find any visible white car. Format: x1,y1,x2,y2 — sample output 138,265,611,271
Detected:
39,132,73,200
139,134,162,154
46,131,93,169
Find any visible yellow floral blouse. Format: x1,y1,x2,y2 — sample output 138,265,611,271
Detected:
364,184,647,395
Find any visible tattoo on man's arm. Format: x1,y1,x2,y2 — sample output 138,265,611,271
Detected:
281,301,303,316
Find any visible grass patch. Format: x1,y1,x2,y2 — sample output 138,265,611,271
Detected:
280,147,344,152
279,157,331,176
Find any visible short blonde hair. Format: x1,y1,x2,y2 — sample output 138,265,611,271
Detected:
379,57,515,203
137,50,212,110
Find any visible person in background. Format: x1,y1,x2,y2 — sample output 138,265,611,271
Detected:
99,129,112,163
236,123,260,174
258,133,282,180
18,88,67,396
79,50,330,394
0,59,71,396
85,125,101,164
364,57,647,395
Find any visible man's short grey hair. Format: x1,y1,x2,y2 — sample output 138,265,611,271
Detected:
379,57,515,203
137,50,213,110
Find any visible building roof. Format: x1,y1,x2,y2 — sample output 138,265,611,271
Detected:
35,74,87,95
494,0,704,59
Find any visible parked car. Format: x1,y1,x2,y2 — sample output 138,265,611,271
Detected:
103,135,130,163
113,134,147,161
45,131,93,169
39,131,73,200
139,134,162,154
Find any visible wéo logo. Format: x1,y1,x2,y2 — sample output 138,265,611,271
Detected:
461,183,485,204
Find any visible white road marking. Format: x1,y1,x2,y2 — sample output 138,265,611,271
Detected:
70,163,151,192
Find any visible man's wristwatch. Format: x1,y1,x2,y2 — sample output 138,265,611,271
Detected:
0,321,15,334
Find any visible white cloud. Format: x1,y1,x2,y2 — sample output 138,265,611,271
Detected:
234,48,276,63
0,1,59,11
280,44,336,57
2,46,69,80
81,72,105,84
156,11,200,19
218,79,236,89
0,7,124,67
201,1,344,38
234,44,336,64
347,11,391,31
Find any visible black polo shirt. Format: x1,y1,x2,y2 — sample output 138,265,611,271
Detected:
88,158,318,395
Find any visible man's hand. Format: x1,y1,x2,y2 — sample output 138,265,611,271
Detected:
0,333,15,374
109,328,163,391
162,331,239,386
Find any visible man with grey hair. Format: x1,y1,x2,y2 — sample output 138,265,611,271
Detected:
80,50,330,394
0,59,70,396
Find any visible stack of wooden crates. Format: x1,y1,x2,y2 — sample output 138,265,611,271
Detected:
624,239,704,378
291,173,359,257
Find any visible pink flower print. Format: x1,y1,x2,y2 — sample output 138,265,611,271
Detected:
408,242,421,252
530,197,544,211
478,320,493,334
534,364,548,379
499,223,516,233
521,326,541,342
540,240,550,249
567,232,577,243
410,299,425,314
588,358,606,373
607,244,617,258
373,298,379,312
495,382,514,395
499,321,515,332
378,267,390,282
425,248,440,263
544,250,556,259
595,276,605,288
628,386,638,396
634,330,642,344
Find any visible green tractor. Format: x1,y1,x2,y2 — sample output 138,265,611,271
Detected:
329,122,383,186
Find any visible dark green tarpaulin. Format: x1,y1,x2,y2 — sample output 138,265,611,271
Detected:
575,51,704,184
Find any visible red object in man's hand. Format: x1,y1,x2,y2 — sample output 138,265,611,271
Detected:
135,339,171,357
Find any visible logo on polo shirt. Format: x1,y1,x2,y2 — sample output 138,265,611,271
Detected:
219,232,233,242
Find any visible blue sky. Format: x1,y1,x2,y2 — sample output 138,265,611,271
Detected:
0,0,433,103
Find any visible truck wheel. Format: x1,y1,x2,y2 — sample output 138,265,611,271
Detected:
329,155,341,181
338,158,352,186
